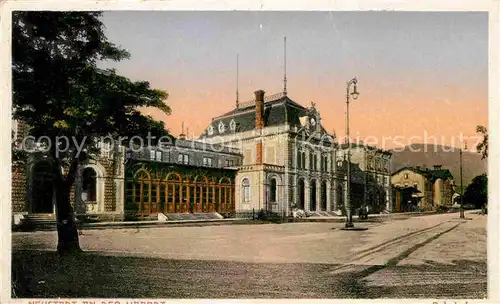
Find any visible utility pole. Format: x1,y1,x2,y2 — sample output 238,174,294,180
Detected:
459,141,467,219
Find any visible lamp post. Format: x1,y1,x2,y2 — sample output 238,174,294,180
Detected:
459,140,467,219
345,77,360,228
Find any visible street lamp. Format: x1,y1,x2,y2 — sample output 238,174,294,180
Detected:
459,140,467,219
345,77,359,228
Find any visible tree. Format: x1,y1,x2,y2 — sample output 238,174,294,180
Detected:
476,125,488,159
12,12,171,254
463,174,487,209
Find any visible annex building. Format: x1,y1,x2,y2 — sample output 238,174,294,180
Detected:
391,165,455,212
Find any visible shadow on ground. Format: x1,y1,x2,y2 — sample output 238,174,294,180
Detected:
12,250,486,299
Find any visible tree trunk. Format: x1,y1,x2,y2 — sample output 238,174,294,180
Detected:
53,157,82,255
56,183,82,255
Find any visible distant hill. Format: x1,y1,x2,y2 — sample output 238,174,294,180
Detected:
390,144,487,186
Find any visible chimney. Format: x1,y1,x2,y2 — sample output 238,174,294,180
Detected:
255,90,265,165
433,165,442,170
255,90,265,129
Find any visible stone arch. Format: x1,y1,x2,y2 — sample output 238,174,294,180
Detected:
241,176,251,205
267,173,282,205
76,161,106,214
30,160,55,213
269,178,277,203
310,179,317,211
297,178,306,210
320,180,328,211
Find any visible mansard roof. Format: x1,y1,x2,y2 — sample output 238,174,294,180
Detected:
199,92,327,139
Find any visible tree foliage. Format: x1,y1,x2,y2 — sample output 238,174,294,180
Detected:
463,173,487,208
476,125,488,160
12,11,171,254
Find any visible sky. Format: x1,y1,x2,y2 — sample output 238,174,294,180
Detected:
98,11,488,150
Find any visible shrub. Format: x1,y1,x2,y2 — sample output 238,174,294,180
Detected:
435,205,449,213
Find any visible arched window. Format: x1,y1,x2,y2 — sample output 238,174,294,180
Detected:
298,179,305,209
242,178,250,203
218,121,226,133
207,125,214,136
310,179,317,211
269,178,277,202
82,167,97,202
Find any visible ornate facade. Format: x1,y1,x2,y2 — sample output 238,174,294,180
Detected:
199,90,345,217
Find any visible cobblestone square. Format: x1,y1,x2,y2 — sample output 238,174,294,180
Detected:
12,212,486,298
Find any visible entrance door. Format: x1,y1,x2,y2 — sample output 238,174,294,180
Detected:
32,162,54,213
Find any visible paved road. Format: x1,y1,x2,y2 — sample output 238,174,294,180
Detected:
12,211,486,298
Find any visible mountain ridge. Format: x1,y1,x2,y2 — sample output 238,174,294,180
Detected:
390,144,487,186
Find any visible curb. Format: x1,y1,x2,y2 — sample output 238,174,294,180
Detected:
13,210,455,232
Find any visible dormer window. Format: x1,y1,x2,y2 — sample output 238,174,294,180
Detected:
229,119,236,131
207,125,214,136
218,121,226,133
310,117,316,127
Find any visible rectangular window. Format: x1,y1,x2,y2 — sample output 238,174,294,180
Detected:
178,154,183,163
150,149,156,161
203,157,213,167
162,151,170,162
183,154,189,164
155,151,162,161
